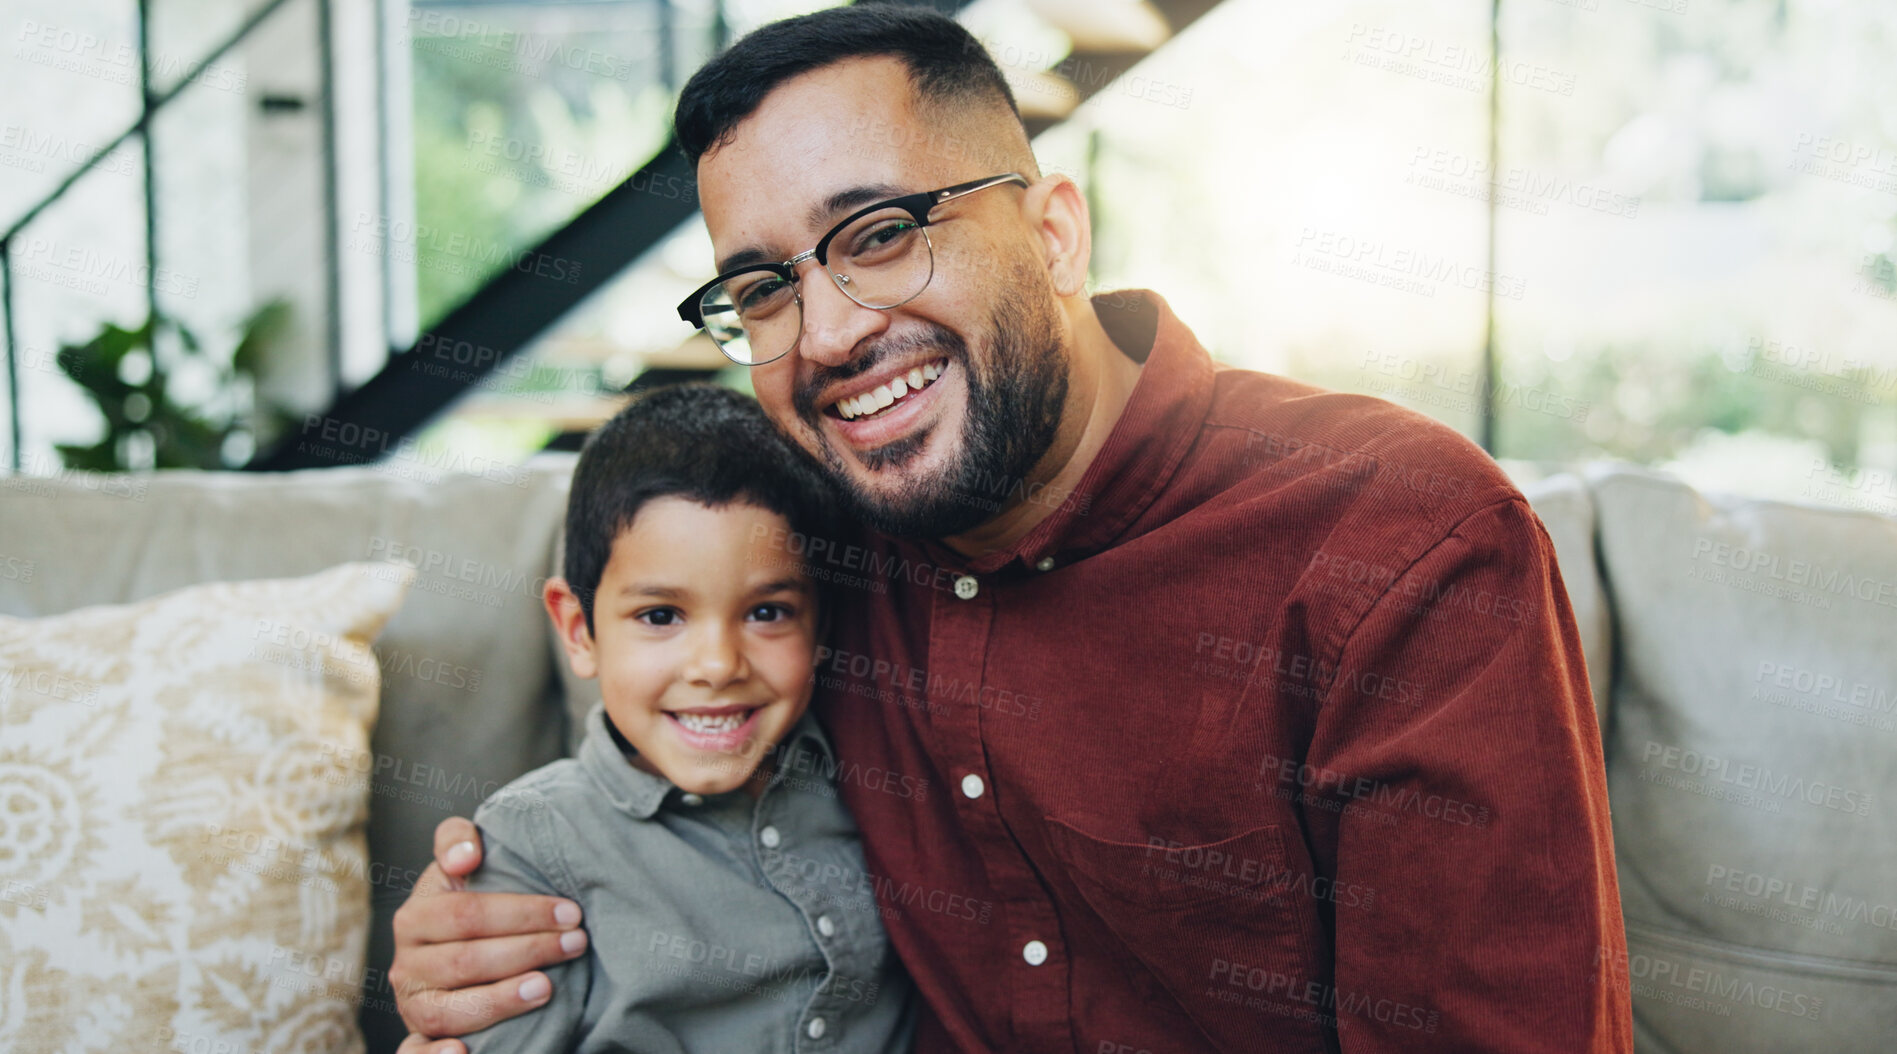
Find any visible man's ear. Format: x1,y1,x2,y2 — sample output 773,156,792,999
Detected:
543,576,600,679
1021,174,1093,299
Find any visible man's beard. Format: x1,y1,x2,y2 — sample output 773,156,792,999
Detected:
794,273,1070,539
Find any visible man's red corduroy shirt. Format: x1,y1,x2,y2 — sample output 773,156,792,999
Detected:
805,290,1631,1053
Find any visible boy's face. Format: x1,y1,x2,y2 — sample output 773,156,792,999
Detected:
547,497,819,796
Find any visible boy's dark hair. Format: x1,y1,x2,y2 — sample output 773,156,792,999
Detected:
562,383,842,630
675,4,1022,166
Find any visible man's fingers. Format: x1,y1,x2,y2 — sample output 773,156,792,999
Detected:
402,971,557,1039
433,816,483,879
402,929,589,990
396,1034,467,1054
409,860,457,900
402,889,583,944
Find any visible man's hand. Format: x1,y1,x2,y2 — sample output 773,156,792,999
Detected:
390,816,589,1050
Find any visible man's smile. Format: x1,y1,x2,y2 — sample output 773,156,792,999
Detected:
819,357,958,452
829,358,948,420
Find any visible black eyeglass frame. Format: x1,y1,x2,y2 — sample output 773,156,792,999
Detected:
676,172,1030,362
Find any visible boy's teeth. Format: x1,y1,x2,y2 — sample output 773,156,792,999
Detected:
676,711,746,733
836,359,947,420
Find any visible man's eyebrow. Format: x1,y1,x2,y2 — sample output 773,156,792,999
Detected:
713,182,908,275
715,246,776,274
807,183,905,232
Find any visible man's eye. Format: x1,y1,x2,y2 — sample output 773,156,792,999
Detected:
636,607,681,627
738,278,792,312
850,219,918,258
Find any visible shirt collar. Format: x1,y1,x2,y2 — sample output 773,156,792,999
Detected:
578,704,840,820
950,289,1217,576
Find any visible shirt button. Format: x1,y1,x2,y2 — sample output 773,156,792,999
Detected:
1035,556,1055,572
953,574,979,599
679,793,703,806
1023,940,1049,966
806,1017,827,1040
759,825,781,849
960,773,985,799
817,915,836,938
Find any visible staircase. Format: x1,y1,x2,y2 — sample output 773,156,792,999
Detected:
249,0,1232,470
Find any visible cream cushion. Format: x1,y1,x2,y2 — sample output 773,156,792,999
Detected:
1586,466,1897,1050
0,562,412,1054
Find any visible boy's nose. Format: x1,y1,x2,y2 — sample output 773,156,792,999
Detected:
683,626,747,687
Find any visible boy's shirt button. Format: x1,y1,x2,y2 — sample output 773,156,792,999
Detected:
817,915,836,937
953,575,979,599
679,793,703,806
960,774,985,800
807,1017,827,1040
759,825,782,849
1022,940,1049,966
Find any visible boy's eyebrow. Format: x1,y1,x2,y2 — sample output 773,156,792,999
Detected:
752,576,814,596
619,583,689,599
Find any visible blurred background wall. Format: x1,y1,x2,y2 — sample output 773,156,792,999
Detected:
1,0,1893,517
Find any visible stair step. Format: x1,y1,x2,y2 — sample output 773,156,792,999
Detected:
1026,0,1170,53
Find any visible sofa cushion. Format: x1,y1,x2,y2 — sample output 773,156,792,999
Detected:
0,562,409,1054
1587,464,1897,1049
0,459,575,1051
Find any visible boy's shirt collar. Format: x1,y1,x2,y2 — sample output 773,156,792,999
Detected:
577,703,837,819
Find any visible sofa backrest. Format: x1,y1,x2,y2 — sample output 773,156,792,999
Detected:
0,456,579,1051
11,457,1892,1049
1583,464,1897,1050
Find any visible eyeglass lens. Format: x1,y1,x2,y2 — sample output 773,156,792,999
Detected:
697,207,936,365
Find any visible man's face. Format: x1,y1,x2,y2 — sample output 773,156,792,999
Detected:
697,57,1070,539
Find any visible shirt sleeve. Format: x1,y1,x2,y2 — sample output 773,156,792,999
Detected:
1303,497,1631,1052
460,793,589,1054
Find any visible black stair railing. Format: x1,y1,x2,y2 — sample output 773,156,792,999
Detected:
247,0,1266,471
0,0,307,471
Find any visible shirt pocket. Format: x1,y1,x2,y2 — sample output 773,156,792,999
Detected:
1044,818,1330,1053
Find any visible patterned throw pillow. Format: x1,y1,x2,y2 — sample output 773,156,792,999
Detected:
0,562,413,1053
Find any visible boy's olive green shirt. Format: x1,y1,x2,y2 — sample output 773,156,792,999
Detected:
464,705,916,1054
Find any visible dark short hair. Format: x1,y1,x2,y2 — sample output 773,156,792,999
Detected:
562,383,842,630
675,4,1021,166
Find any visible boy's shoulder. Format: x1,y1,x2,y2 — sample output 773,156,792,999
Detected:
472,757,597,839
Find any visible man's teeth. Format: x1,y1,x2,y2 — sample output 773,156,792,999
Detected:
836,360,945,420
674,711,748,734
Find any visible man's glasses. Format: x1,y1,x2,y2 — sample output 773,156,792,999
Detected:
677,173,1029,366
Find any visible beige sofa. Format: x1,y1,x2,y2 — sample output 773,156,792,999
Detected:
2,457,1892,1052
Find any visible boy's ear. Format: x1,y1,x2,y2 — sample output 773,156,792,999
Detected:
543,576,599,680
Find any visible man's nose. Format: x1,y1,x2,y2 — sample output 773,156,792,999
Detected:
793,259,889,369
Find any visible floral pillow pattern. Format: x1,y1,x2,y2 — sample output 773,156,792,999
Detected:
0,562,413,1053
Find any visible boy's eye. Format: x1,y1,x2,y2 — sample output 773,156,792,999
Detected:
748,602,794,623
636,607,681,627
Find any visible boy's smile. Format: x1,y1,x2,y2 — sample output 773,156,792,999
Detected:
547,497,820,797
